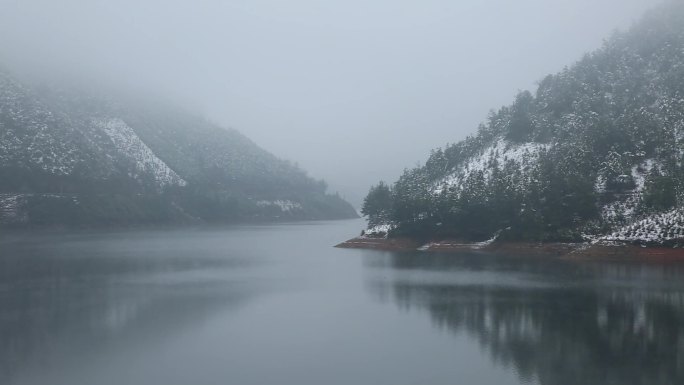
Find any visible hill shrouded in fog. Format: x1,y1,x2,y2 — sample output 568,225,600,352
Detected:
0,0,658,207
362,1,684,245
0,71,357,226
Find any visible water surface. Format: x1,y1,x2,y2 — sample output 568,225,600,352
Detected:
1,220,683,385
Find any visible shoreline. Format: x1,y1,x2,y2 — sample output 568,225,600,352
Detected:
335,236,684,262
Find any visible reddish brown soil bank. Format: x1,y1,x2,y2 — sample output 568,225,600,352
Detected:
336,237,684,262
334,237,420,251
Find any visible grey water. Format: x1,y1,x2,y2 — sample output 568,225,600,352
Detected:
1,219,684,385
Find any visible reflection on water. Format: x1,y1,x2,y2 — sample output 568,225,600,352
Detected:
0,229,266,385
365,252,684,385
3,223,684,385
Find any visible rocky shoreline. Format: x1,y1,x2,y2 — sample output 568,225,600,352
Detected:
335,236,684,262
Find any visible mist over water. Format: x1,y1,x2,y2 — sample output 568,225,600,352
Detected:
2,1,683,384
2,221,684,385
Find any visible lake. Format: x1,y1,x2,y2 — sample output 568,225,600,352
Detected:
1,219,683,385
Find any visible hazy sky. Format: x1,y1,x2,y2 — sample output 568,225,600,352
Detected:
0,0,664,205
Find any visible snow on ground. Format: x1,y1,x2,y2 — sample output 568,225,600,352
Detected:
632,159,656,191
256,200,302,212
417,229,503,251
95,118,186,187
594,174,608,194
0,74,78,175
601,208,684,244
433,139,549,195
362,223,396,238
474,229,503,248
600,159,657,226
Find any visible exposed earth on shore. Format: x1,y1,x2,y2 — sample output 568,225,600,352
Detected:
336,236,684,263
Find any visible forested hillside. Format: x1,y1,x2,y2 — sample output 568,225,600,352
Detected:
362,1,684,245
0,71,357,226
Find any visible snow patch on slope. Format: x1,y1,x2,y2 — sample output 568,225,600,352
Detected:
0,74,78,175
600,159,657,226
95,118,186,187
363,223,396,238
632,159,656,191
433,139,549,194
256,200,302,212
601,208,684,244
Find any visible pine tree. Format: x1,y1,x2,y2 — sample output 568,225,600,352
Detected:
361,182,393,227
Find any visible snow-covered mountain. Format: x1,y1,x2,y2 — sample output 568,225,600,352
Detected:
362,1,684,245
0,71,357,226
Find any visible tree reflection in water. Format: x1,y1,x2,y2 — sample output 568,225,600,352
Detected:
0,232,262,385
365,251,684,385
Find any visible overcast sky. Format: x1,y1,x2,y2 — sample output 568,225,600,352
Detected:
0,0,664,205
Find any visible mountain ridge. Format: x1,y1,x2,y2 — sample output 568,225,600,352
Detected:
0,69,358,226
362,1,684,246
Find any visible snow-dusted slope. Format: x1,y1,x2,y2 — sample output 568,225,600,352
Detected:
599,159,658,227
433,139,549,195
0,69,358,226
361,1,684,245
256,200,302,212
0,72,81,175
95,118,186,188
1,71,186,188
601,208,684,244
432,140,675,243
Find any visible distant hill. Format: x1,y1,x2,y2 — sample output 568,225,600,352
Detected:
0,71,357,226
362,1,684,245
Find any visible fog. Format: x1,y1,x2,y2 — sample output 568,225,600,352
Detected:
0,0,663,206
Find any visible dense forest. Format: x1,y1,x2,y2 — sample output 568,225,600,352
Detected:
363,1,684,244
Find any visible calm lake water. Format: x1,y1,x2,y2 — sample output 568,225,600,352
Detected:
1,219,684,385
